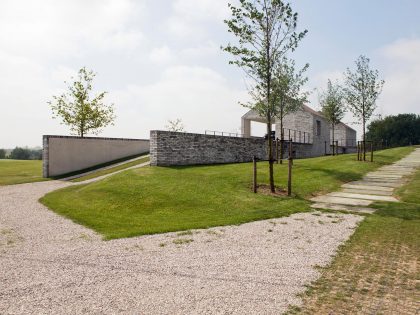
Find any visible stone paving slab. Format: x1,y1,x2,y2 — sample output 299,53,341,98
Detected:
363,176,404,182
354,180,403,188
327,192,398,202
310,203,375,214
364,174,403,178
341,189,393,196
311,196,372,206
341,184,394,192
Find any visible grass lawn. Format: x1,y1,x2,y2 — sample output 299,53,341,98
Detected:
289,161,420,314
40,147,413,239
0,159,49,185
71,156,150,182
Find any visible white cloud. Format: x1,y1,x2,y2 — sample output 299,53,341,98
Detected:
106,65,248,138
0,0,145,59
149,46,174,64
166,0,229,39
173,0,229,21
377,38,420,116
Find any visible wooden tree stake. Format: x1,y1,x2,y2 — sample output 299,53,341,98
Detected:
288,140,293,196
253,156,257,193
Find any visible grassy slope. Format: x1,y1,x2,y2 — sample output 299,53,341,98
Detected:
289,157,420,314
40,147,413,239
71,156,150,182
0,159,49,185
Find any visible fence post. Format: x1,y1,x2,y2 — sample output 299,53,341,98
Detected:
276,138,279,164
324,141,327,155
253,156,257,193
336,140,339,155
288,140,293,196
370,142,373,162
357,141,360,161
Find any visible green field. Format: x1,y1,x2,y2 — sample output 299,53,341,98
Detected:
40,147,413,239
0,159,49,185
289,155,420,314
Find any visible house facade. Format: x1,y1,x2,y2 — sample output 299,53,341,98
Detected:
241,104,357,157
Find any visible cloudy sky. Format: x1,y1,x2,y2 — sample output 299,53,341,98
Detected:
1,0,419,148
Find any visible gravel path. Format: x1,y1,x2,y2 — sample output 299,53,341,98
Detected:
0,175,363,314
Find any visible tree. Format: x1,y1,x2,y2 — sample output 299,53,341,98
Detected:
320,79,345,155
367,114,420,147
273,57,309,163
0,149,6,159
165,118,185,132
223,0,307,192
343,55,384,161
10,147,31,160
49,67,116,137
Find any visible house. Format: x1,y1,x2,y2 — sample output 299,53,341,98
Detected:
241,104,356,157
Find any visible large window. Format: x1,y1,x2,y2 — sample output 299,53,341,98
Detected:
316,120,321,136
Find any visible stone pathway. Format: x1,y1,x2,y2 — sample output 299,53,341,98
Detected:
310,148,420,213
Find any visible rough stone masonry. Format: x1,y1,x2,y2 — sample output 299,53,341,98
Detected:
150,130,314,166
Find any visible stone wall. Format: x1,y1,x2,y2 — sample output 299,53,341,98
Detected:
43,135,150,177
150,130,268,166
150,130,316,166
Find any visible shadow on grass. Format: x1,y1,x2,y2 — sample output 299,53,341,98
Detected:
372,202,420,221
301,167,365,183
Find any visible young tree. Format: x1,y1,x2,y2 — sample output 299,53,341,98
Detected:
165,118,185,132
343,55,384,160
223,0,307,192
320,79,345,155
49,67,116,137
273,57,309,163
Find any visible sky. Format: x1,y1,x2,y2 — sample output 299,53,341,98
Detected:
1,0,420,148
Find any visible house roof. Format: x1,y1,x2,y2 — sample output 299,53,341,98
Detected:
301,104,356,132
242,105,356,132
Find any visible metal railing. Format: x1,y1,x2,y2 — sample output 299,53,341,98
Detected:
281,128,312,144
330,139,357,147
205,130,244,138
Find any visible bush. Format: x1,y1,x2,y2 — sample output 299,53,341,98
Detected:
0,149,6,159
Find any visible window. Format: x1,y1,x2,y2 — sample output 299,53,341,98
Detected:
316,120,321,136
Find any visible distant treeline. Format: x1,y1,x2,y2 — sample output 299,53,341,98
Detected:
0,147,42,160
367,114,420,147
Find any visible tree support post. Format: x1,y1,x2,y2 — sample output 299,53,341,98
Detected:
370,142,374,162
357,141,360,161
336,140,339,155
288,140,293,196
324,141,327,156
253,156,257,193
275,138,279,164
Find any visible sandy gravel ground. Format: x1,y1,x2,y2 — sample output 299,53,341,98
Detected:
0,180,363,314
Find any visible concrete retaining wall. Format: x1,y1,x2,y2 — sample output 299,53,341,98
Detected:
150,130,316,166
43,135,150,177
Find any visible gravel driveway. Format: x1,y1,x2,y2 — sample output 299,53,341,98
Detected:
0,179,363,314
